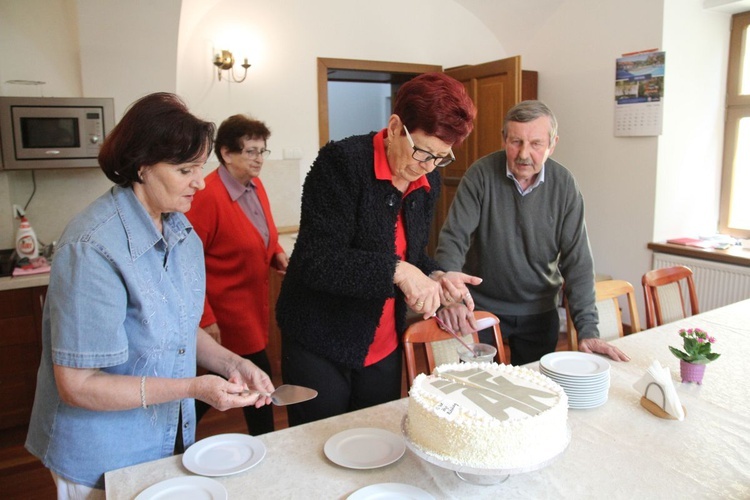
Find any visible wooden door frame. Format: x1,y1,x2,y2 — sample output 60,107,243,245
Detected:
317,58,442,147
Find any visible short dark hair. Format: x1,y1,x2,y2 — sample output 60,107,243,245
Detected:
98,92,216,187
393,72,476,146
214,115,271,165
502,100,558,144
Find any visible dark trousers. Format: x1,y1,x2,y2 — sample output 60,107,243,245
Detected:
281,337,403,427
195,350,275,436
478,309,560,366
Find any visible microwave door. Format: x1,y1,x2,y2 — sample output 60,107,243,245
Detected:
11,106,103,161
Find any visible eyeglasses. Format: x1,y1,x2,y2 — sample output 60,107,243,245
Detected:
403,125,455,168
242,148,271,159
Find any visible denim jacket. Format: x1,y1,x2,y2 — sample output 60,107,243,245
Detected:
25,186,205,489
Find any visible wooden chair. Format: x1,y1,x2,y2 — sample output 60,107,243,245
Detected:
642,265,699,329
566,279,641,351
403,311,506,389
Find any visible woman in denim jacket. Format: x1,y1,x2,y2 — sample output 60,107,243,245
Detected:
25,93,274,497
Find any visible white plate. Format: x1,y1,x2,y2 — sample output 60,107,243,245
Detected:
569,396,608,409
324,428,405,469
348,483,435,500
182,433,265,476
540,352,610,377
135,476,227,500
568,392,609,403
542,373,610,387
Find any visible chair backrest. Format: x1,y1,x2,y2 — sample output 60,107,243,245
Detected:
641,265,699,329
403,311,506,389
566,279,641,351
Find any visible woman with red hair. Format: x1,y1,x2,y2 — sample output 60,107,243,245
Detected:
276,73,481,425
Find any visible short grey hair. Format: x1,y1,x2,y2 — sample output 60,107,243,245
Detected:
502,100,558,145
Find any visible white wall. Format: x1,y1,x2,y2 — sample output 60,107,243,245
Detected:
0,0,503,247
518,0,663,315
0,0,738,327
175,0,504,181
655,0,730,240
515,0,732,318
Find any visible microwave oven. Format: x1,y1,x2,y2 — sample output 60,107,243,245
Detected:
0,96,115,170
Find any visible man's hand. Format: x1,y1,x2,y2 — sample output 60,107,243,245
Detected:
579,338,630,362
436,303,479,336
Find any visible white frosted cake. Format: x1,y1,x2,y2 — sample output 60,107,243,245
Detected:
406,362,568,470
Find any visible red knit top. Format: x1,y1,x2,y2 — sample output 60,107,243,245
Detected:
186,169,284,355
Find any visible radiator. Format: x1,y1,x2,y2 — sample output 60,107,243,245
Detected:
652,252,750,312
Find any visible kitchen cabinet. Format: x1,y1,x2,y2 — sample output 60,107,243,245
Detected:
0,286,45,430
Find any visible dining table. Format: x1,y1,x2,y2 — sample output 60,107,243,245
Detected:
105,299,750,499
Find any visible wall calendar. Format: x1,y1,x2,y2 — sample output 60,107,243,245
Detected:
614,50,665,137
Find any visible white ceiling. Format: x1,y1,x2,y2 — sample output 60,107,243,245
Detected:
452,0,564,50
453,0,750,49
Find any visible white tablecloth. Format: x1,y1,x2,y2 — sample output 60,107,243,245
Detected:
106,300,750,499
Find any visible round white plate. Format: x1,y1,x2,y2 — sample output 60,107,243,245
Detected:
135,476,227,500
563,390,609,400
568,392,609,403
543,371,610,386
347,483,435,500
541,365,610,381
324,428,405,469
556,383,610,395
554,379,610,391
569,396,608,409
542,373,609,387
540,352,610,377
182,433,265,476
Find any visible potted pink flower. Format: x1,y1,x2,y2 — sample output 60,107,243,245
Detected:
669,328,720,384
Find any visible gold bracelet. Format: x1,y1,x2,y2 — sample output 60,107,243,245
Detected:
140,375,148,409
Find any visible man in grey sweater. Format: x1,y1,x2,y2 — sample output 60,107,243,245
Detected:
436,100,628,365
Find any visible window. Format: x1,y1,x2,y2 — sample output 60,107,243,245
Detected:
720,11,750,238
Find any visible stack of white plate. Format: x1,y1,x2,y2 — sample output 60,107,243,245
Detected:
539,352,610,409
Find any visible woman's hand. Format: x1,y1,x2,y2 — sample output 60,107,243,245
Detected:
394,261,442,318
436,303,479,336
273,252,289,275
196,329,274,408
226,358,275,408
430,271,482,311
190,374,271,411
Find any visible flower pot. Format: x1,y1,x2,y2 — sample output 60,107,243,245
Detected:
680,360,706,384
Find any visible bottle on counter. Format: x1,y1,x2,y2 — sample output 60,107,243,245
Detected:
15,209,39,260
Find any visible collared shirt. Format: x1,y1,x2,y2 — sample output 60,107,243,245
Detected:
218,165,270,247
25,186,205,489
365,129,430,366
506,162,546,195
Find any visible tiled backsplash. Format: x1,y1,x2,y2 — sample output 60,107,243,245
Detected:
0,159,302,249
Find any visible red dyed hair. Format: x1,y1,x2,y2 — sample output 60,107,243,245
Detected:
392,72,476,146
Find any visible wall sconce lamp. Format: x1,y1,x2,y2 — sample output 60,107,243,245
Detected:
213,50,251,83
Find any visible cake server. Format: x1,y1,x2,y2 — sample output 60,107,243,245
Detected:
232,384,318,406
432,314,476,355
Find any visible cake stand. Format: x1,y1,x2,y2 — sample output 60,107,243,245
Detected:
401,416,570,486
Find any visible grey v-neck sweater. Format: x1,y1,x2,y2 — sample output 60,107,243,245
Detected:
436,150,599,340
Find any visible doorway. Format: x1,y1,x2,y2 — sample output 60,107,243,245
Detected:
317,58,441,147
317,56,536,255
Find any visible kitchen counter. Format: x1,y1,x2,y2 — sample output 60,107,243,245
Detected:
0,229,296,293
0,272,50,292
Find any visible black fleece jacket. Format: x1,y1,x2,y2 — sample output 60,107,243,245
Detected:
276,132,442,368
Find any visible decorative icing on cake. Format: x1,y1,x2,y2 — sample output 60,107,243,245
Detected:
406,362,568,470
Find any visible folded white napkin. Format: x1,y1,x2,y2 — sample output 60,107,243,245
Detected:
633,360,685,420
